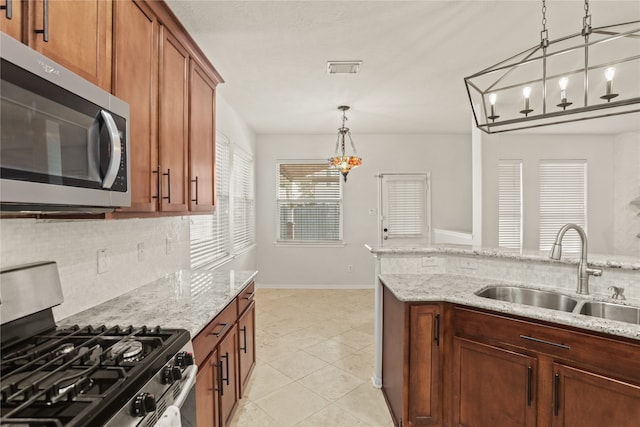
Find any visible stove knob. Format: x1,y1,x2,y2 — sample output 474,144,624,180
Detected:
132,392,156,417
175,351,194,368
162,366,183,384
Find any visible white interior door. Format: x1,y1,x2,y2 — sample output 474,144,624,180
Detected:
379,173,431,247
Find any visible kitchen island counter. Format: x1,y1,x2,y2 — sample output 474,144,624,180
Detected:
380,273,640,341
61,269,258,338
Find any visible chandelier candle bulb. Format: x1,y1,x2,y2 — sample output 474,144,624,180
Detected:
520,86,534,116
601,67,619,101
557,77,572,110
488,93,499,121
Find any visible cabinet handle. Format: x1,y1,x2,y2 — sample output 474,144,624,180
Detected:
526,366,532,406
162,169,171,203
191,176,198,204
221,352,230,385
553,373,560,416
152,166,161,201
217,360,224,396
1,0,12,19
243,291,255,300
519,335,570,350
34,0,49,42
434,313,440,346
240,326,247,353
210,322,229,338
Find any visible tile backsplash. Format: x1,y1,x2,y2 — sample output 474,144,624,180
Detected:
0,216,190,320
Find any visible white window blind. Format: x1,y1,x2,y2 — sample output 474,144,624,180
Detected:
386,179,425,238
498,160,523,250
233,147,255,251
277,161,343,242
539,160,587,253
190,133,230,268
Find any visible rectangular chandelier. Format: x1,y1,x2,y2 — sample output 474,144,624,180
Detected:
464,16,640,134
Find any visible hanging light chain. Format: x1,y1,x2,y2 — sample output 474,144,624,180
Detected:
582,0,592,37
540,0,549,48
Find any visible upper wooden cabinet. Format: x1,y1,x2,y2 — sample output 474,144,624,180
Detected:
112,0,158,212
112,0,222,215
1,0,112,91
189,60,217,211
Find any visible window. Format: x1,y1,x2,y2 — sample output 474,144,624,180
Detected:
232,147,255,251
277,161,343,243
539,160,587,253
498,160,523,250
189,133,230,268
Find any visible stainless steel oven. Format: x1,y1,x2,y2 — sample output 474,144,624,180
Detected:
0,32,130,212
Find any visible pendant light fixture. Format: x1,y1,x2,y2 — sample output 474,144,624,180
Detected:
464,0,640,133
328,106,362,182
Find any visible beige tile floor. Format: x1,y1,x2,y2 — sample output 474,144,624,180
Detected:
230,288,394,427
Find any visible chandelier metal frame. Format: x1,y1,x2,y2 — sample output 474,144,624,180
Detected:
464,0,640,134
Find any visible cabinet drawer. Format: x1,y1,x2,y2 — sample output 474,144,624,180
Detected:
237,282,255,315
193,301,238,367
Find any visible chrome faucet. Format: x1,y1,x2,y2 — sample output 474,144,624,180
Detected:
549,223,603,295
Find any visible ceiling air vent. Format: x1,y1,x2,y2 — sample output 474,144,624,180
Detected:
327,61,362,75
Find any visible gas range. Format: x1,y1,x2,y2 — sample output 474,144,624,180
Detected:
0,262,196,427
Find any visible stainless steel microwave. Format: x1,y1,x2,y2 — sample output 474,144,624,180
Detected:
0,33,130,212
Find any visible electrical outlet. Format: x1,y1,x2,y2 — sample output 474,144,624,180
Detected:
166,237,173,255
137,242,145,262
368,208,377,216
97,249,108,274
347,264,354,272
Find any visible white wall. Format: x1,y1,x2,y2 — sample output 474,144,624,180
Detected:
613,132,640,255
255,133,472,287
481,132,639,255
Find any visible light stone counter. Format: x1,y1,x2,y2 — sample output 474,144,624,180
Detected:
367,245,640,271
379,273,640,341
61,269,258,339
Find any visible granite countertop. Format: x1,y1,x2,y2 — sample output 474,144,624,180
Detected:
379,273,640,341
61,269,258,338
366,245,640,270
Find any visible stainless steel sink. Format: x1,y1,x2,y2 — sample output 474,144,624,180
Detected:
578,301,640,324
475,286,578,312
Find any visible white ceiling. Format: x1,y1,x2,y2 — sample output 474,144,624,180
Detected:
165,0,640,135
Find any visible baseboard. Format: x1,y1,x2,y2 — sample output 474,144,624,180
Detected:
256,283,374,290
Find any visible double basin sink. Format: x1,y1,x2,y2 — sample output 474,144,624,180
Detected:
476,286,640,325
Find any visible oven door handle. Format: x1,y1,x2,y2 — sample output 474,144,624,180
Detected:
100,110,122,189
173,365,197,407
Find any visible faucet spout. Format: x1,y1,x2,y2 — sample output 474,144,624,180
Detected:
548,223,602,295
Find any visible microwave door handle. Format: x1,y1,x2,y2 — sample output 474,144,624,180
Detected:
100,110,122,189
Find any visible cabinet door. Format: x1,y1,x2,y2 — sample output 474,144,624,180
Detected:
188,60,216,211
112,0,158,212
0,0,23,40
238,301,255,397
158,25,189,212
453,337,536,427
408,304,442,426
196,350,220,427
551,363,640,427
382,285,405,427
29,0,111,90
218,324,239,427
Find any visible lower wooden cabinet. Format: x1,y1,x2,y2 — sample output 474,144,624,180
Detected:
452,337,536,427
196,349,220,427
218,324,239,427
193,283,256,427
382,286,442,427
238,300,256,397
551,363,640,427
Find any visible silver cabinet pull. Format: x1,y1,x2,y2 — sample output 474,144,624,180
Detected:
34,0,49,41
1,0,12,19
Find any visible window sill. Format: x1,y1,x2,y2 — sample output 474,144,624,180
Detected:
273,241,347,248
